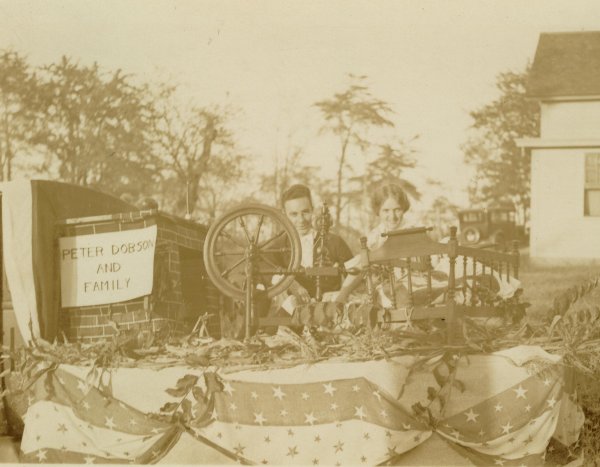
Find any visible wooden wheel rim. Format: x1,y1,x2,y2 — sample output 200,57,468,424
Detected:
203,203,302,300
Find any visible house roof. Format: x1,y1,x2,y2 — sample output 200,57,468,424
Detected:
527,31,600,99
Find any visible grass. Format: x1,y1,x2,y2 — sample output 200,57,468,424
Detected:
517,250,600,465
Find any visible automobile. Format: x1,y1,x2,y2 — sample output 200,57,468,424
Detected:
458,205,521,246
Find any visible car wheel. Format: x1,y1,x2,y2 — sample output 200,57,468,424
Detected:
461,227,481,245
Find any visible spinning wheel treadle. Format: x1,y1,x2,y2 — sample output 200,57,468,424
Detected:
203,204,302,301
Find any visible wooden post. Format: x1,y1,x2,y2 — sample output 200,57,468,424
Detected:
359,237,376,308
446,227,462,344
388,267,397,309
462,255,467,300
471,259,477,306
512,240,520,279
406,258,414,309
447,227,457,303
244,251,253,341
425,255,433,306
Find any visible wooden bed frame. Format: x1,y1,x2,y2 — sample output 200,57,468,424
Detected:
358,226,520,343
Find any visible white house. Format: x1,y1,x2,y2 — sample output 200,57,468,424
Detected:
518,31,600,260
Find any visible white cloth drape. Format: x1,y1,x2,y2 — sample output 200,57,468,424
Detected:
1,180,40,343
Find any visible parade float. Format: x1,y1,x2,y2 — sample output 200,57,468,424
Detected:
0,180,591,465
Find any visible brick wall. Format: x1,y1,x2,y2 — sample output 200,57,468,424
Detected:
57,210,222,343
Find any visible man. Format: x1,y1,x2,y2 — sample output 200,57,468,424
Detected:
272,184,353,314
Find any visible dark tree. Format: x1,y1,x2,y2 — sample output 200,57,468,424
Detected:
152,86,235,216
462,67,540,223
0,50,35,181
315,75,394,225
29,57,156,195
366,139,420,200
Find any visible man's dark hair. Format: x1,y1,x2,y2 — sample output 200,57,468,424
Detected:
281,184,313,209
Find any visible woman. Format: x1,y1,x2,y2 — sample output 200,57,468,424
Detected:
365,183,411,250
334,183,412,305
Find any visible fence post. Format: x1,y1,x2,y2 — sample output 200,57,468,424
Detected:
446,227,462,344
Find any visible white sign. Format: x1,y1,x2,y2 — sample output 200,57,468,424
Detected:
59,225,158,307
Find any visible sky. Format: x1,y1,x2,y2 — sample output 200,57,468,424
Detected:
1,0,600,210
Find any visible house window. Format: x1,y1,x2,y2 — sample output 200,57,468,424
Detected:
584,153,600,217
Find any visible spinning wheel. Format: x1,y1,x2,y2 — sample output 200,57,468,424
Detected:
203,204,302,337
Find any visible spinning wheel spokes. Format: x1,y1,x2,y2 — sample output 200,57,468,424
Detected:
220,257,246,278
214,251,245,257
219,229,247,250
257,230,286,251
203,204,302,301
237,215,253,244
247,213,266,246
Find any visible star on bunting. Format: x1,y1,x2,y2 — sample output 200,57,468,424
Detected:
323,383,337,396
233,444,245,456
465,408,479,423
501,421,513,434
273,386,286,400
223,382,235,396
254,412,267,425
305,412,318,425
513,385,528,399
354,406,366,419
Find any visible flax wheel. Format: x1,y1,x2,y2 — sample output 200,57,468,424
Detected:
203,204,301,300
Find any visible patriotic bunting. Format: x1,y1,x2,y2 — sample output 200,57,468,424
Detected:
8,349,583,465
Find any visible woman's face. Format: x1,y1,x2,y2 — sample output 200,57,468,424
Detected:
378,197,405,232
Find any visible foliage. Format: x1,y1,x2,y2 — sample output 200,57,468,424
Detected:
195,152,249,223
462,67,540,223
412,350,465,427
0,50,36,181
159,374,203,425
420,195,460,240
152,86,238,217
315,74,394,225
366,139,420,200
259,145,321,205
28,56,157,195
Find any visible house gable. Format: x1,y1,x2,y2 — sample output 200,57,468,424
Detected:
528,31,600,99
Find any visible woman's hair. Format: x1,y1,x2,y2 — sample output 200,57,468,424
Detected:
370,183,410,214
281,184,313,209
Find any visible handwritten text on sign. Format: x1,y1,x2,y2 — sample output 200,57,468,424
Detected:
59,225,157,307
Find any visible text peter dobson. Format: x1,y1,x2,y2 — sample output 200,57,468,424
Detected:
59,225,157,308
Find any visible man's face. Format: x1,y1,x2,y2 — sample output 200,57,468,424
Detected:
284,197,313,236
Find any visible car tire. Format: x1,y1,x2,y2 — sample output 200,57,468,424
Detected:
461,227,481,245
